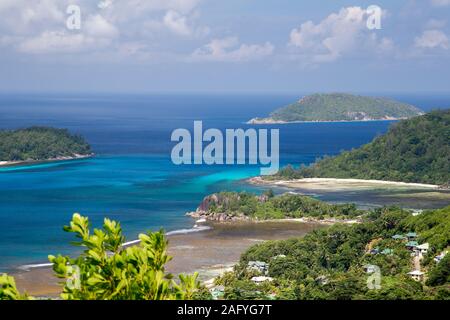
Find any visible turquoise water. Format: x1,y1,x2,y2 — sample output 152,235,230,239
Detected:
2,93,443,271
0,154,265,271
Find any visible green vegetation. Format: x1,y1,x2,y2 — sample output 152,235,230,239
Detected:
272,110,450,185
426,254,450,287
218,206,450,300
196,191,362,220
0,127,92,162
0,214,205,300
0,274,29,300
250,93,422,122
2,208,448,300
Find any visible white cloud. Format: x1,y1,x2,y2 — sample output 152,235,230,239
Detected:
0,0,207,56
415,29,449,49
430,0,450,7
192,37,274,62
85,14,119,38
163,10,191,36
288,6,391,64
98,0,113,10
18,31,97,54
14,12,118,54
0,0,65,33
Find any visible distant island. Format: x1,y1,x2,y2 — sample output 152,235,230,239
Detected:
0,127,93,167
267,110,450,186
247,93,423,124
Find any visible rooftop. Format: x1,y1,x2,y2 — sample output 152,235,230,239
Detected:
416,243,429,250
408,270,424,276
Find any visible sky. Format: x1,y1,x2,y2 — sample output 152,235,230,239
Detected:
0,0,450,94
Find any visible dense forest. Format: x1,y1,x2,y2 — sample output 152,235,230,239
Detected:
249,93,422,123
191,191,362,221
217,205,450,300
272,110,450,185
0,127,92,162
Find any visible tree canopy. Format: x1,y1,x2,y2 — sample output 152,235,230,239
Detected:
252,93,422,122
219,206,450,300
0,127,92,162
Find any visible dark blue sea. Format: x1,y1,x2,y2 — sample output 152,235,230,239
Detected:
0,93,448,272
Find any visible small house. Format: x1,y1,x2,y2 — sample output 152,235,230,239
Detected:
434,251,447,263
407,270,425,282
405,241,418,250
412,210,423,217
392,234,406,240
315,275,329,285
363,264,378,274
415,243,430,256
209,286,225,300
251,276,274,283
406,232,417,240
247,261,269,275
381,248,393,255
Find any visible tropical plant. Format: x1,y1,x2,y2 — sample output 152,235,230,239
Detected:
0,274,29,300
0,214,203,300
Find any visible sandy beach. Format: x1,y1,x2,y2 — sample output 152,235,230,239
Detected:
12,220,323,298
249,177,441,191
0,154,94,168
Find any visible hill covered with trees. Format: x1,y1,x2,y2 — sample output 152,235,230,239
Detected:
248,93,423,123
272,110,450,185
0,127,92,163
217,205,450,300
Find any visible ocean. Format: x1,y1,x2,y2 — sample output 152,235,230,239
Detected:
0,93,448,272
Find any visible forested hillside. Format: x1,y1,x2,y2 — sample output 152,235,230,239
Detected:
273,110,450,185
0,127,92,162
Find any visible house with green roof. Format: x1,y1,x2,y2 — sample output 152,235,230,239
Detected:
405,241,418,249
406,232,417,239
392,234,406,240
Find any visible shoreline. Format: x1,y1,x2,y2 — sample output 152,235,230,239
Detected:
0,154,94,168
187,211,361,225
11,219,325,297
248,177,441,190
246,117,406,125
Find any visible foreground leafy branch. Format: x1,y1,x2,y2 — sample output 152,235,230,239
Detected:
1,213,203,300
0,274,30,300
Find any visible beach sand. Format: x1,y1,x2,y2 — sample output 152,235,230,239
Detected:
0,154,94,168
249,177,440,191
13,220,322,298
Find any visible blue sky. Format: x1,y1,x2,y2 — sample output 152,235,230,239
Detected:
0,0,449,93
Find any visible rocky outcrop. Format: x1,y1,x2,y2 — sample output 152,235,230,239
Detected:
186,192,268,222
187,210,251,222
